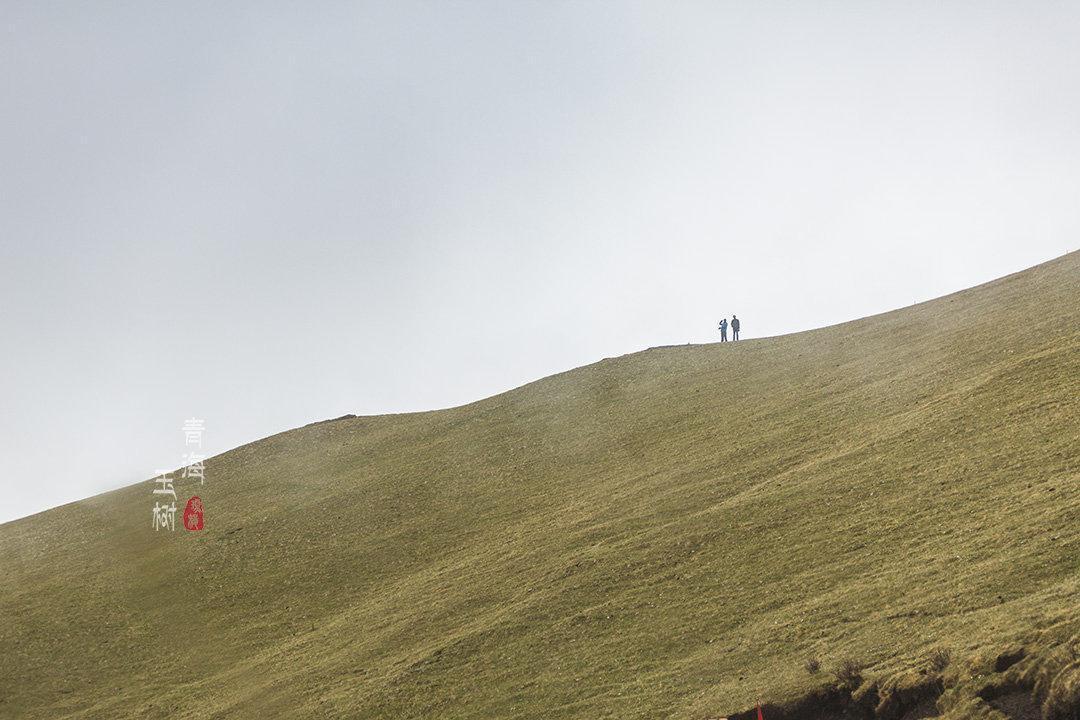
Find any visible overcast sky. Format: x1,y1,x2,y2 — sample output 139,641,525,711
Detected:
2,1,1077,524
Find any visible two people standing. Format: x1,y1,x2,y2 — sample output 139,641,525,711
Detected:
718,315,741,342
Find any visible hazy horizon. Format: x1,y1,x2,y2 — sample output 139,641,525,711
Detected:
3,1,1079,523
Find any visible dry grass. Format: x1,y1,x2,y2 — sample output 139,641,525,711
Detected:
833,659,864,689
1044,662,1080,720
1,252,1078,719
928,647,952,673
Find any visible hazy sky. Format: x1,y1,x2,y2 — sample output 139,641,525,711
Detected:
2,1,1078,523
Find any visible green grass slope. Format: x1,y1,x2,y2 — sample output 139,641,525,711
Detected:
2,253,1078,720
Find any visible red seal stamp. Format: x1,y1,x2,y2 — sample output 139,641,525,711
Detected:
183,496,204,531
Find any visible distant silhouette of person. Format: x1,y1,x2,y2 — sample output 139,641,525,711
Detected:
718,318,728,342
731,315,740,341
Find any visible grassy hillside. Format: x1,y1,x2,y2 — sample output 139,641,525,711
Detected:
2,253,1078,720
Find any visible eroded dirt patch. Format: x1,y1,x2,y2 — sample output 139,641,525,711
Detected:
994,649,1027,673
726,675,944,720
880,676,943,720
979,684,1041,720
727,686,869,720
896,695,938,720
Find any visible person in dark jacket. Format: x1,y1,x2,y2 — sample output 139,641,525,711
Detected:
718,318,728,342
731,315,740,341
